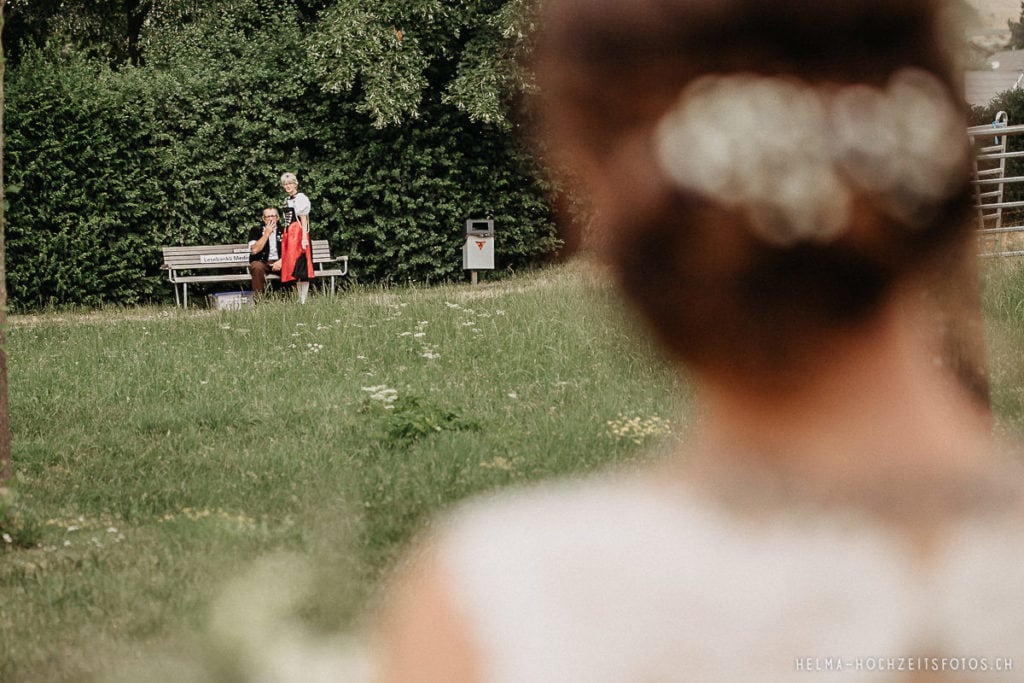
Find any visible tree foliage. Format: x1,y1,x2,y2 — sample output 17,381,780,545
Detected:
4,0,538,128
1010,2,1024,50
3,0,155,65
442,0,539,128
2,0,558,309
308,0,432,128
309,0,537,128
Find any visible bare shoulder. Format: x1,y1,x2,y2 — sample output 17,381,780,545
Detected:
371,541,482,683
368,476,639,682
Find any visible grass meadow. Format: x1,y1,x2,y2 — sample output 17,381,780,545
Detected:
3,259,1024,681
0,263,691,681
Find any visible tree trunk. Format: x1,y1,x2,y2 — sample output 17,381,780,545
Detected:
0,2,11,484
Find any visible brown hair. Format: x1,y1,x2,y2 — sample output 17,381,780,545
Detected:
532,0,973,380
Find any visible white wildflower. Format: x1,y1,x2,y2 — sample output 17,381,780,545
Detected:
361,385,398,405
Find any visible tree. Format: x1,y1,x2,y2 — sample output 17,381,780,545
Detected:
0,0,10,483
4,0,156,66
309,0,538,128
1010,2,1024,49
3,0,540,125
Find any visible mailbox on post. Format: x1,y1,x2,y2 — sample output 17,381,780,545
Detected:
463,219,494,283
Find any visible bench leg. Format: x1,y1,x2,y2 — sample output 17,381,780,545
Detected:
184,284,189,309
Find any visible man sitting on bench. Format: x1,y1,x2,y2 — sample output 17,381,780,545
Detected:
248,207,283,296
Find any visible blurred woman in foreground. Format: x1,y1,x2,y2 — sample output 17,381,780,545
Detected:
372,0,1023,679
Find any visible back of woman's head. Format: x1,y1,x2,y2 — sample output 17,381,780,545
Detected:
532,0,973,381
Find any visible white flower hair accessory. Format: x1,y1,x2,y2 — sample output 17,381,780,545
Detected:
653,68,968,246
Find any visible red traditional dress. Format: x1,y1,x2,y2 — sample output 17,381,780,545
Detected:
280,191,314,283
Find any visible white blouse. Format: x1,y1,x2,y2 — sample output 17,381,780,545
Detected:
287,192,311,217
436,471,1024,682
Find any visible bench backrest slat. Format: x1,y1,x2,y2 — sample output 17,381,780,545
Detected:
162,240,338,270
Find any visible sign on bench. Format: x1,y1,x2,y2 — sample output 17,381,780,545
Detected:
161,240,349,308
200,252,249,264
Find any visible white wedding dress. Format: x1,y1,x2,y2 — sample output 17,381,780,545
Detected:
433,466,1024,682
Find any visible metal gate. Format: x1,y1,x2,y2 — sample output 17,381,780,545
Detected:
968,111,1024,257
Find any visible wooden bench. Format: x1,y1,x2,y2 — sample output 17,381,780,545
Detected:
161,240,349,308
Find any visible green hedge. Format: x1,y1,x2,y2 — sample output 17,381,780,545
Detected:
5,51,168,307
3,4,559,309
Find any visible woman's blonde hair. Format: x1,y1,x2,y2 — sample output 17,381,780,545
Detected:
280,172,299,187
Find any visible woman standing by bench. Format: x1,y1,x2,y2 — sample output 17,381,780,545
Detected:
280,171,315,304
